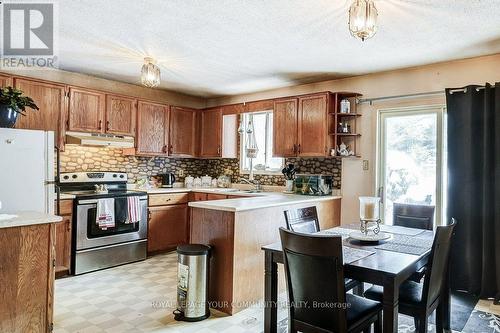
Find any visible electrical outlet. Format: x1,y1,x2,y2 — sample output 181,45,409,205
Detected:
178,169,185,177
362,160,369,171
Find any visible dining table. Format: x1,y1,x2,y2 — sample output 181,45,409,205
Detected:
261,225,451,333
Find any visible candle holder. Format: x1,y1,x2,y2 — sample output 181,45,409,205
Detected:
359,196,381,236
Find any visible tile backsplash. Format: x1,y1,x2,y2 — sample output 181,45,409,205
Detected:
60,146,342,188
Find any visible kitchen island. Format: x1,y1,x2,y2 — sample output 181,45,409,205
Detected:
188,193,341,314
0,212,62,333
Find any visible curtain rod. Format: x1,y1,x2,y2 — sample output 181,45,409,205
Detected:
357,85,490,105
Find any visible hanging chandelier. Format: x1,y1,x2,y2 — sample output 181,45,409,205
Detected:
141,57,161,88
348,0,378,41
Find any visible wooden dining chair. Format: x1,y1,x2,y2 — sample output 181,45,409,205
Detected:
393,203,435,282
364,218,457,333
393,203,435,231
279,228,382,333
284,207,363,294
284,206,320,234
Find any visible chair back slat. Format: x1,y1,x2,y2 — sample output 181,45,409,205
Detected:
422,218,457,306
393,203,435,230
279,228,347,332
284,206,320,233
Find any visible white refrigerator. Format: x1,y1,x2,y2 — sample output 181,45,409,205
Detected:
0,128,55,214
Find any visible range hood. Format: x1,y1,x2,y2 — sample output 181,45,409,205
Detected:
65,131,135,148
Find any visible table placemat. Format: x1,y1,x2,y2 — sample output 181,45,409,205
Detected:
343,246,375,264
375,242,431,256
379,224,426,236
375,234,433,255
319,227,355,240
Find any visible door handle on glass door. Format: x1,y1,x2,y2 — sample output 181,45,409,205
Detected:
378,187,384,204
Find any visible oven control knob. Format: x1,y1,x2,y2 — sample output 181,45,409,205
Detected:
119,174,124,178
63,175,69,180
72,174,77,179
112,174,117,178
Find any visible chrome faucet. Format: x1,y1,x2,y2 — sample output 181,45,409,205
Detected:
241,178,262,192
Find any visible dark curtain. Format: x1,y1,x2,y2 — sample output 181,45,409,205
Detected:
446,83,500,303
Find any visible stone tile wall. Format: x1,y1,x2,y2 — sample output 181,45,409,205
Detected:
60,146,342,188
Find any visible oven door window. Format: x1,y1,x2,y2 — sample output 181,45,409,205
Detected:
87,197,140,238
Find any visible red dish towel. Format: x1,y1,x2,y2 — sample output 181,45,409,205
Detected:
96,198,115,230
127,196,141,224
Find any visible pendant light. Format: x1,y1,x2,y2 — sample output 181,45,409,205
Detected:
348,0,378,41
141,57,161,88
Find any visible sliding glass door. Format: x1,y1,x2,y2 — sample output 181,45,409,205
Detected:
377,106,445,226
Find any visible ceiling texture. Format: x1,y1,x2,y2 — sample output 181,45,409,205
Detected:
57,0,500,97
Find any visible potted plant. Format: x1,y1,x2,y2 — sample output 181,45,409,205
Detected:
0,86,39,128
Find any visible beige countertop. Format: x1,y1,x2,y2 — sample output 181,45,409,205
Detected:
144,187,266,197
188,193,341,212
0,211,63,229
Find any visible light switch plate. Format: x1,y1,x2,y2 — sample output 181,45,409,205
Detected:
362,160,369,171
178,169,185,177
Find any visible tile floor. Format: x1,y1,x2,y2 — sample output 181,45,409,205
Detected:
54,252,500,333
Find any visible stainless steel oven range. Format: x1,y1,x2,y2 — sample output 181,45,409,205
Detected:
59,172,147,275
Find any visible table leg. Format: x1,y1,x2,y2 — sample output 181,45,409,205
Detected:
382,279,399,333
264,251,278,333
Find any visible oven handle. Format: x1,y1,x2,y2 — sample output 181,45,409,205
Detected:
78,197,147,205
76,239,147,253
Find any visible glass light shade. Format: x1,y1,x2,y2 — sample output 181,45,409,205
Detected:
141,57,161,88
348,0,378,41
359,196,380,221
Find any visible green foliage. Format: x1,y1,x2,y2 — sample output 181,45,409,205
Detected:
0,86,39,115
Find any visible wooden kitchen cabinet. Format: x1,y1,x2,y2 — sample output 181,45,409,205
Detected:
191,192,208,201
272,92,332,158
273,98,298,157
135,100,169,155
0,222,57,332
0,74,13,87
147,204,189,253
55,199,73,278
297,93,329,157
206,193,229,200
105,94,137,136
169,106,196,157
14,78,66,149
68,87,106,133
199,107,222,157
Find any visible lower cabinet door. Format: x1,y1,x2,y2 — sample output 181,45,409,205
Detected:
147,204,188,253
55,215,72,276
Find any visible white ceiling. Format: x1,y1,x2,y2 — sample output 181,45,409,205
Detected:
57,0,500,97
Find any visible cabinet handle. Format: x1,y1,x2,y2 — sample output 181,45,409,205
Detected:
106,120,110,131
162,145,167,153
98,120,102,130
169,144,173,154
297,144,301,154
292,144,296,153
217,146,221,155
148,210,151,220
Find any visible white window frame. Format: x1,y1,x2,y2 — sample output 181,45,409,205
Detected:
375,104,446,226
239,110,284,175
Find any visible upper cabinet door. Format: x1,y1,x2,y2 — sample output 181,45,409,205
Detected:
0,74,13,87
199,108,222,158
297,94,328,157
105,94,137,136
68,87,105,133
169,106,196,157
273,98,298,157
14,78,66,148
136,101,169,155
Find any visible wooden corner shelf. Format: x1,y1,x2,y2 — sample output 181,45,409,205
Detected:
329,112,362,117
331,133,361,137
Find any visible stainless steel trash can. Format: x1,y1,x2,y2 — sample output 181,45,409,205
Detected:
174,244,211,321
